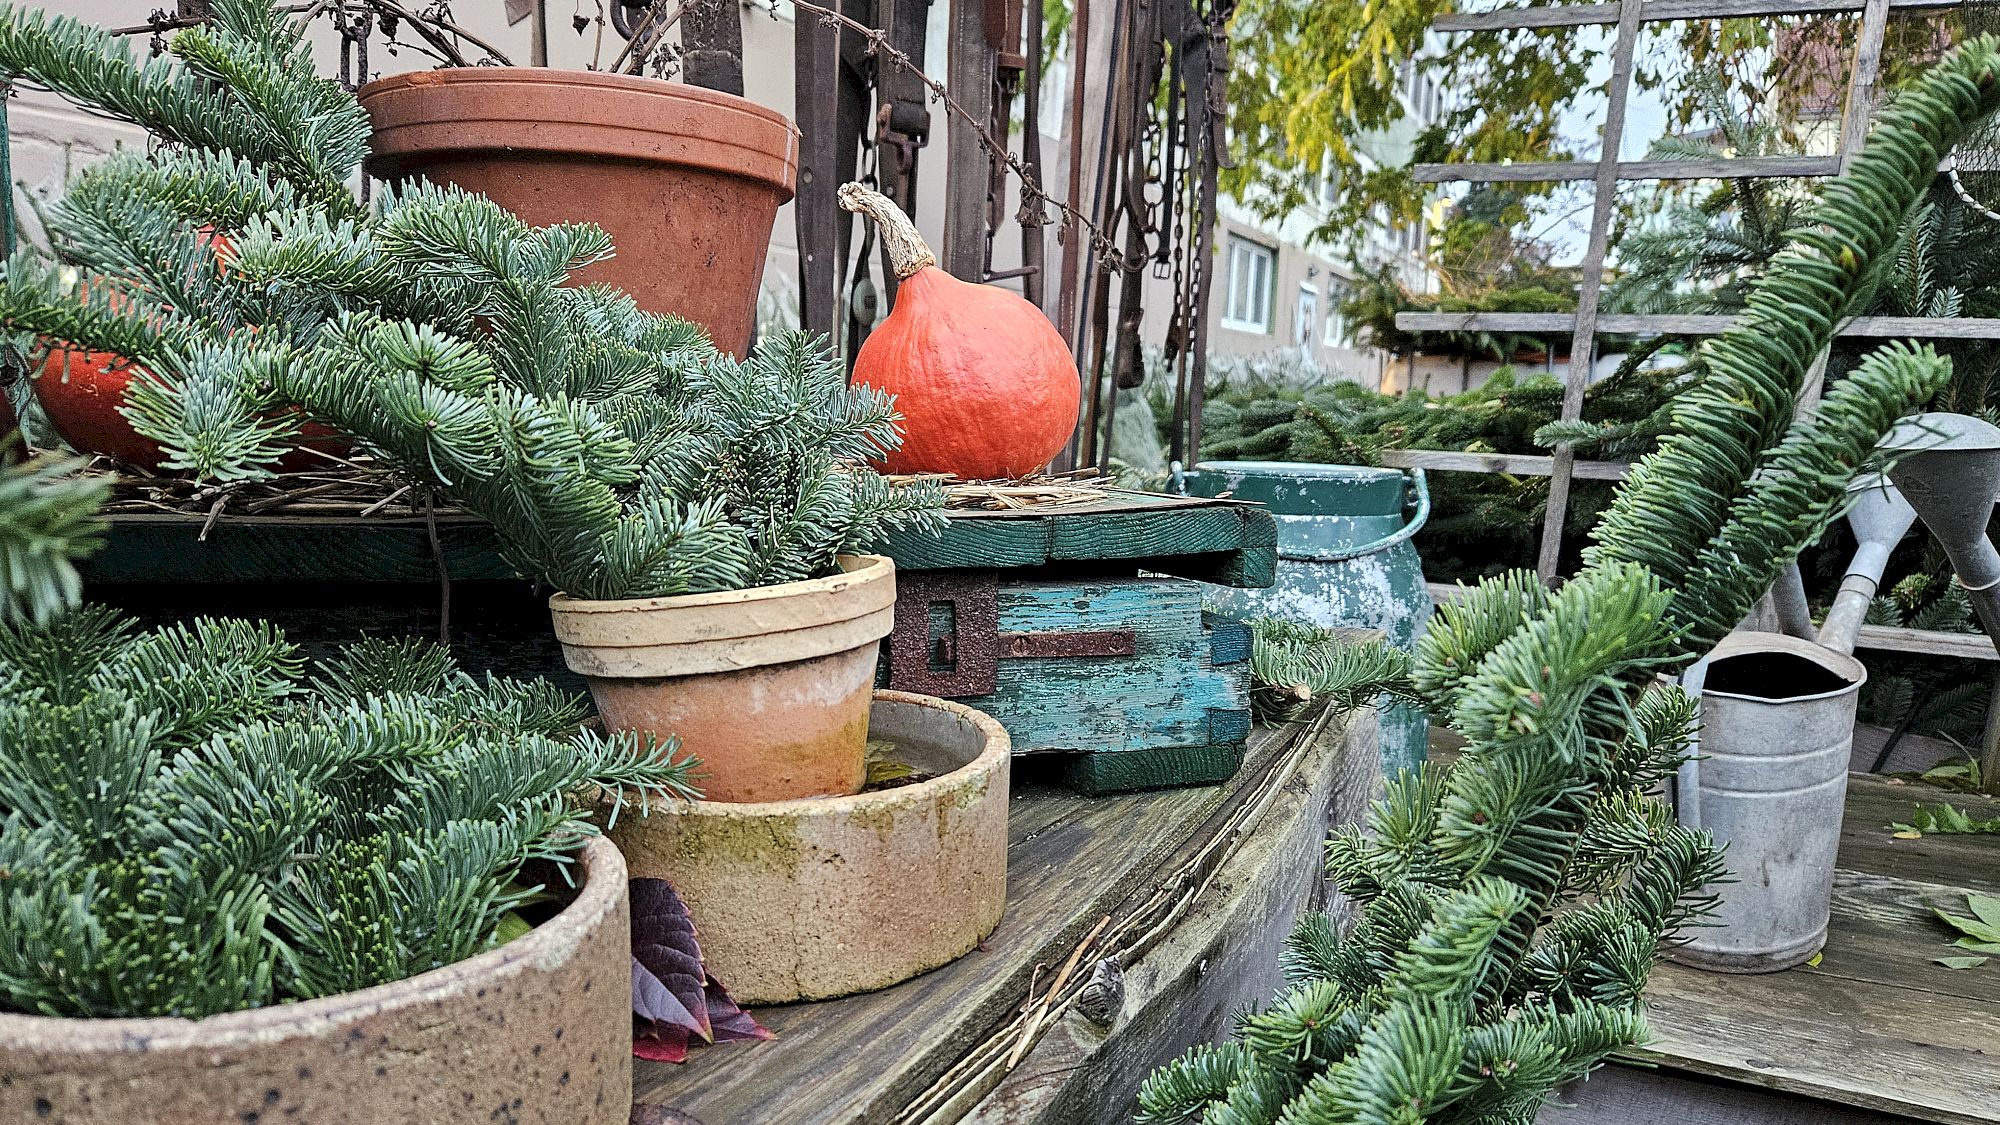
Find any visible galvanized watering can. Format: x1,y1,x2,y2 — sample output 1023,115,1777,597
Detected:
1676,632,1867,973
1179,461,1433,778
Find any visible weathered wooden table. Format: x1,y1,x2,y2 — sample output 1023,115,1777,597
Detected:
630,703,1378,1125
1550,774,2000,1125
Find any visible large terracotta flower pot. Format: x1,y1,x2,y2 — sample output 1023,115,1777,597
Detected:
549,555,896,803
0,837,633,1124
357,68,799,358
611,691,1010,1004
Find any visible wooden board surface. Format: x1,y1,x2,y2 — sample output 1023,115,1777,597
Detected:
86,491,1278,589
1629,773,2000,1124
630,709,1356,1124
873,490,1277,588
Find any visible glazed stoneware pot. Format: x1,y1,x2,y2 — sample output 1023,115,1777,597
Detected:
0,837,633,1125
549,555,896,803
358,69,799,357
611,691,1010,1004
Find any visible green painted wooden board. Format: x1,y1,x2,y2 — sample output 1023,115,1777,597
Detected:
878,577,1254,795
83,491,1276,588
871,490,1278,589
82,514,517,584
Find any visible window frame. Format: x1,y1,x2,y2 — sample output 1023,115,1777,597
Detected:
1221,235,1277,334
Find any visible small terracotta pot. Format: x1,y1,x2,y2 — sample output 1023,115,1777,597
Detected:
611,691,1010,1004
358,69,799,358
35,347,349,472
0,837,633,1124
549,555,896,803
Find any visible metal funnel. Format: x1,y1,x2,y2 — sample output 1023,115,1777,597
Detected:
1882,412,2000,644
1815,473,1916,654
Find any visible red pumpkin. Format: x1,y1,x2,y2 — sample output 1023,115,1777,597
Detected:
37,346,165,469
36,346,347,473
35,228,340,472
838,183,1080,480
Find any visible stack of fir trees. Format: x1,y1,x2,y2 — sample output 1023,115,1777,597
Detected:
1138,39,2000,1125
0,0,942,600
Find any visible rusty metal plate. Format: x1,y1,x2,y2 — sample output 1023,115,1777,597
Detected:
997,629,1137,659
886,570,1000,698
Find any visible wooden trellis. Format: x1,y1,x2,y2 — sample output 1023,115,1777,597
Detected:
1393,0,2000,580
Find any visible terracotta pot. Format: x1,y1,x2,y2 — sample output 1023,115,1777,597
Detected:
611,691,1010,1003
357,69,799,358
0,837,633,1124
35,347,349,472
549,555,895,803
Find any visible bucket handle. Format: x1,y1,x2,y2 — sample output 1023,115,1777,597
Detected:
1294,469,1432,563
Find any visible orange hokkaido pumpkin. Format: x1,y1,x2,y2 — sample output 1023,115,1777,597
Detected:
838,183,1080,480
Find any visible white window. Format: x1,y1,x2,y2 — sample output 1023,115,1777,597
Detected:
1325,280,1353,346
1294,283,1319,355
1222,235,1276,333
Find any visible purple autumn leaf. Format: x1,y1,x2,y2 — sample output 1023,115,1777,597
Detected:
630,878,712,1041
629,878,773,1063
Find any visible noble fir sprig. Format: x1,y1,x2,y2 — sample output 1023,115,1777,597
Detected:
0,611,696,1019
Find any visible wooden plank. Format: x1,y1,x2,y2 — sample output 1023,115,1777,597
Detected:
1548,1065,1933,1124
1393,312,2000,338
962,579,1250,756
1853,624,2000,661
1434,0,1957,33
1629,773,2000,1124
1411,154,1840,184
1538,0,1644,581
873,492,1277,583
1837,772,2000,893
631,712,1361,1122
82,513,517,584
943,0,995,280
1378,449,1633,481
1638,950,2000,1124
955,708,1383,1124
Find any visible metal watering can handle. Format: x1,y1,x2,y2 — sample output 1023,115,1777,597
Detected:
1675,655,1709,832
1314,468,1432,563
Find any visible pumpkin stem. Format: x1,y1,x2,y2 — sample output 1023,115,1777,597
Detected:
838,183,936,279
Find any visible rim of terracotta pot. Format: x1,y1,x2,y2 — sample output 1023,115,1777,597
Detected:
548,554,896,678
641,690,1011,819
357,68,799,195
0,835,625,1053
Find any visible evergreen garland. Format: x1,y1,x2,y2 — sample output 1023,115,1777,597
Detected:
0,0,943,600
1140,40,2000,1124
0,611,693,1020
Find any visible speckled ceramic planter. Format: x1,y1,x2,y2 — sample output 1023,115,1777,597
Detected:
0,837,632,1125
610,691,1010,1004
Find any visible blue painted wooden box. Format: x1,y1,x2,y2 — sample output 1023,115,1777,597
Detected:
869,490,1276,795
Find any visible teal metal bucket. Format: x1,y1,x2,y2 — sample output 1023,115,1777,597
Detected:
1180,460,1433,777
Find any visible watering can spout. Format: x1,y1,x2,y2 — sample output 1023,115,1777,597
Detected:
1815,473,1916,655
1881,412,2000,647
